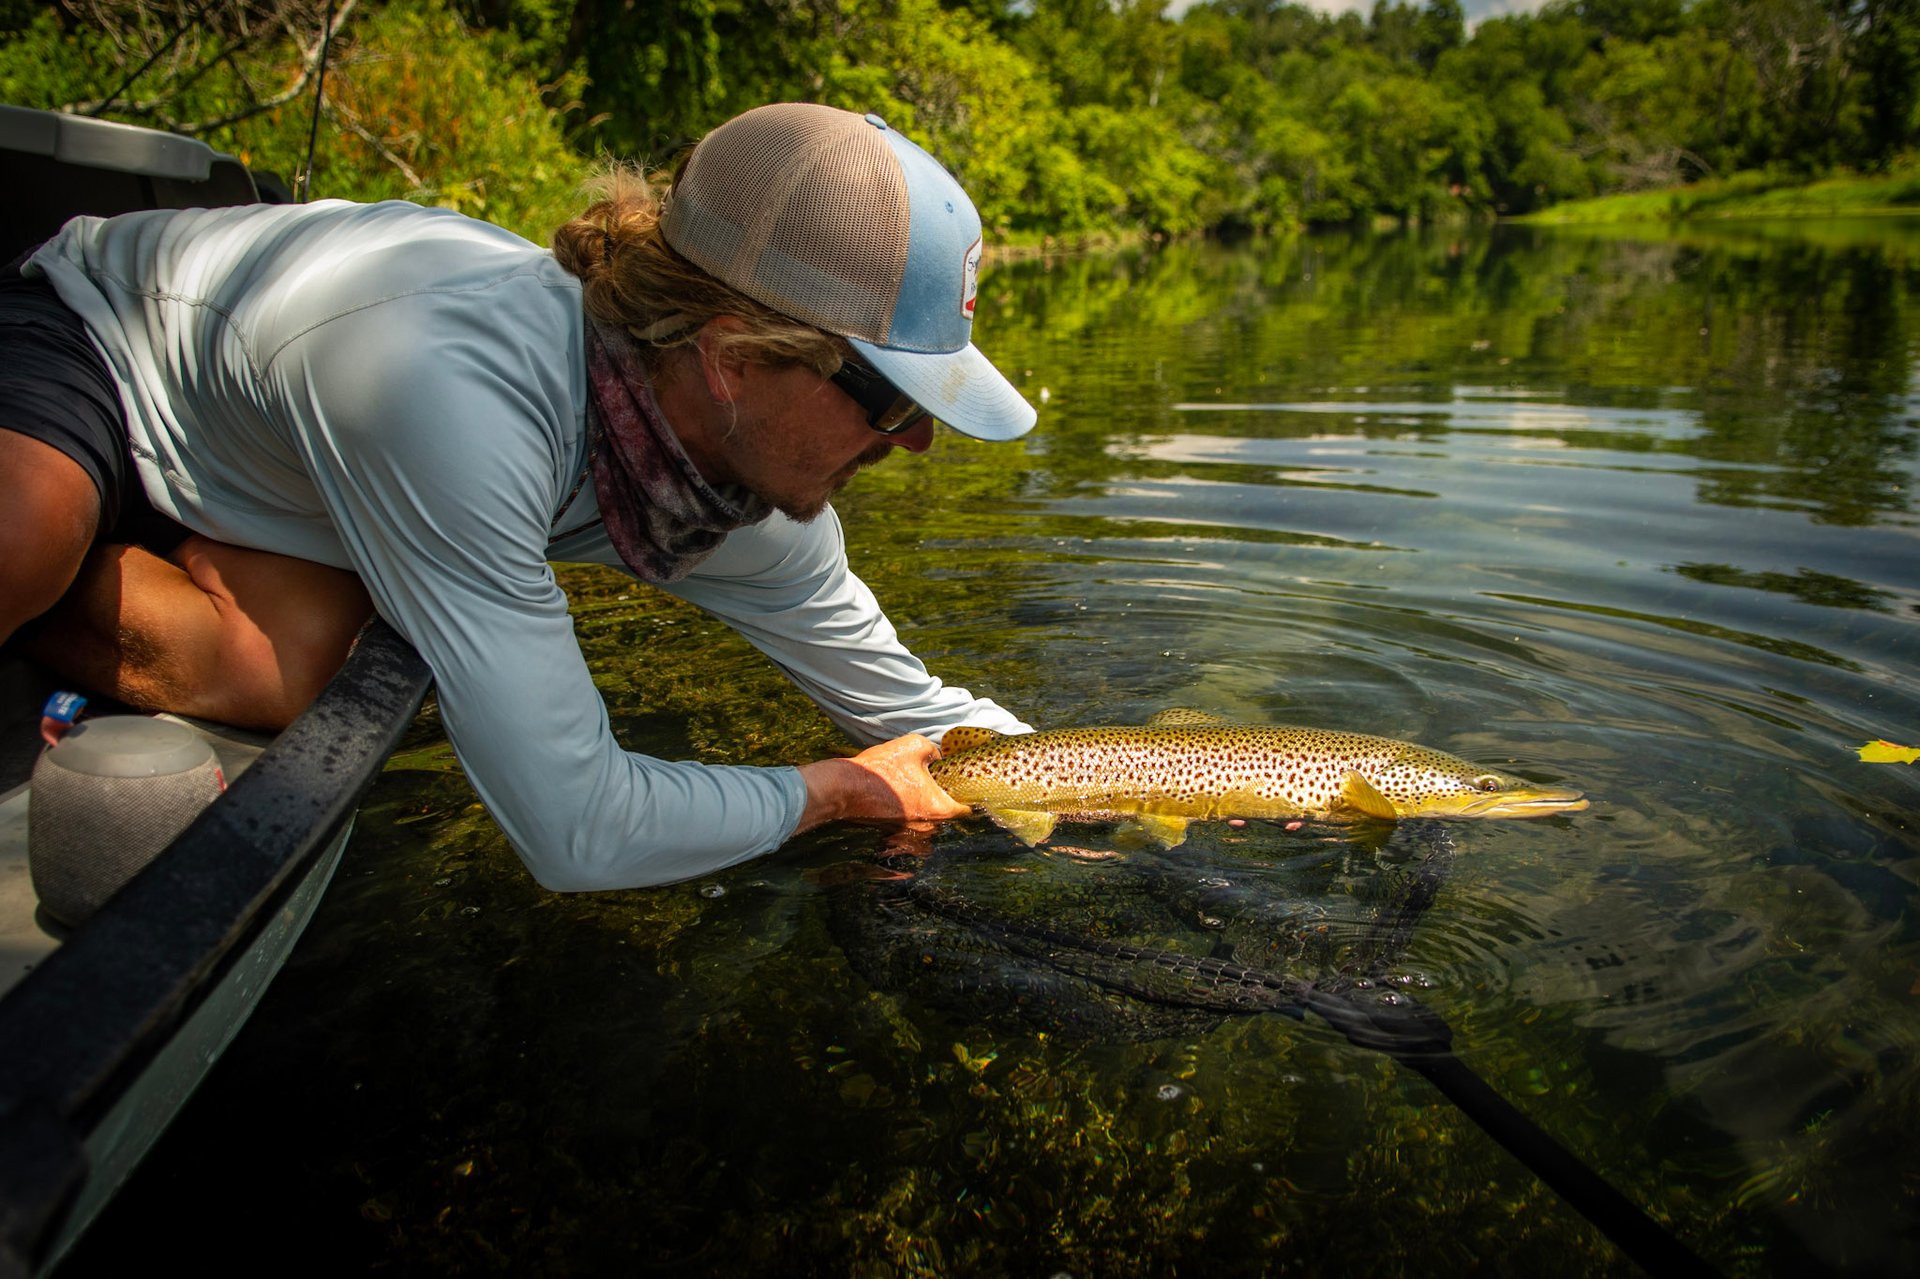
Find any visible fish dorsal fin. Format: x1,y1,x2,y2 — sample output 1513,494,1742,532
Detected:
1144,708,1230,728
1339,771,1399,821
983,807,1058,847
941,725,1005,755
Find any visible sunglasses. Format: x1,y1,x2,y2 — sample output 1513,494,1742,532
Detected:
828,359,934,435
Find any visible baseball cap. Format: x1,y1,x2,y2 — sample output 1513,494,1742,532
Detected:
659,102,1036,442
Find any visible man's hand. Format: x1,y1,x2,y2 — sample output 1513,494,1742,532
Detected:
796,733,972,834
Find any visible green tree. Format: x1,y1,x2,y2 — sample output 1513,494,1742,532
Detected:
8,0,1913,244
1576,0,1687,43
1848,0,1920,166
0,0,588,239
1437,13,1593,212
1367,0,1463,70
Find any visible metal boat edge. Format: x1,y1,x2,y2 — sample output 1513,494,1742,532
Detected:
0,620,430,1276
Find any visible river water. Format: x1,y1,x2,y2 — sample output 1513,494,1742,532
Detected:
66,222,1919,1276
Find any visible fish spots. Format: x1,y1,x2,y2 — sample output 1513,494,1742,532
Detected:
926,719,1576,836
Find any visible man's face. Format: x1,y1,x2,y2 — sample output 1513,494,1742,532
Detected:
715,362,935,522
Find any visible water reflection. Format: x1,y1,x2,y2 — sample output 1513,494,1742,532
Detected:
65,221,1920,1278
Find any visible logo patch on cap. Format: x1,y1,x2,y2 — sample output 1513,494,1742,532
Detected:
961,238,982,320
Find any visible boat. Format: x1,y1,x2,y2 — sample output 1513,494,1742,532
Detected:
0,105,432,1275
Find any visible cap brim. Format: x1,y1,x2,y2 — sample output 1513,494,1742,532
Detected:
849,338,1037,442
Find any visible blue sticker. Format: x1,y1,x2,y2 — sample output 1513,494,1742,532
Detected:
41,691,86,725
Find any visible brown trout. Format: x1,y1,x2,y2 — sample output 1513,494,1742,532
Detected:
930,709,1588,848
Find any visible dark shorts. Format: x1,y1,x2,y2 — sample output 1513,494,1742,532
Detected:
0,252,191,555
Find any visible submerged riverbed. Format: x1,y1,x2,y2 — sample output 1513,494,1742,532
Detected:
65,220,1920,1276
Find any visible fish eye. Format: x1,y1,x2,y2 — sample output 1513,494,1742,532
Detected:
1473,775,1503,792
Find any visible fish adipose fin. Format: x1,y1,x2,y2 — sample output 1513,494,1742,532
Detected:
1132,814,1194,848
1145,708,1230,727
1339,772,1399,821
983,807,1059,846
940,725,1005,754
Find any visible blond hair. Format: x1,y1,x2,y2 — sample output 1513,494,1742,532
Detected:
550,161,849,376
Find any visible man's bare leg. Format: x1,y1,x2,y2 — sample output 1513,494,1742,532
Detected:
19,535,374,732
0,431,98,645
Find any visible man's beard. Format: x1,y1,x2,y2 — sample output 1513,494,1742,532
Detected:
767,438,896,523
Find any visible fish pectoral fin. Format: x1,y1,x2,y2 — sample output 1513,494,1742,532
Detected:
1338,772,1400,821
1145,708,1230,727
940,725,1005,755
1131,813,1194,848
982,807,1058,847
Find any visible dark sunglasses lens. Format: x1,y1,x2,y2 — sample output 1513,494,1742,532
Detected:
873,395,929,434
835,361,931,435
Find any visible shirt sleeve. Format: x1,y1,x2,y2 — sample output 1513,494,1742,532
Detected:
663,509,1032,744
270,292,809,892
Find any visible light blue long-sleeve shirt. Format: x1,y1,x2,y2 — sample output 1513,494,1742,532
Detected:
28,199,1025,890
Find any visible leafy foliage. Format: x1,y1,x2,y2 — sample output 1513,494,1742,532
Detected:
4,0,1917,241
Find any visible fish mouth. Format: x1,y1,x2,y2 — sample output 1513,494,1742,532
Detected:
1452,789,1589,819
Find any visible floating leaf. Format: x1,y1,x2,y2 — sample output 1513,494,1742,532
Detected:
1857,740,1920,765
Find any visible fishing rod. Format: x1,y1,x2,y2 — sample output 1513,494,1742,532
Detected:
906,862,1719,1279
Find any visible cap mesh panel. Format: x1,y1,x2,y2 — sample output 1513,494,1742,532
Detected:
664,105,909,342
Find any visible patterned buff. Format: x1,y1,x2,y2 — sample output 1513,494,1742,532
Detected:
583,316,771,582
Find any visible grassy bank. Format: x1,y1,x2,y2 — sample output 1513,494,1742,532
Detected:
1514,160,1920,225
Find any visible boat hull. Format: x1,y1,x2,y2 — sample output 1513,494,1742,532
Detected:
0,619,430,1276
45,815,350,1267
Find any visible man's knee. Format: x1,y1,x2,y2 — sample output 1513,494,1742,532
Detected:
175,540,373,729
228,593,371,728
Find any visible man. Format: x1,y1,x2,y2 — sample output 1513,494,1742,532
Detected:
1,102,1035,890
